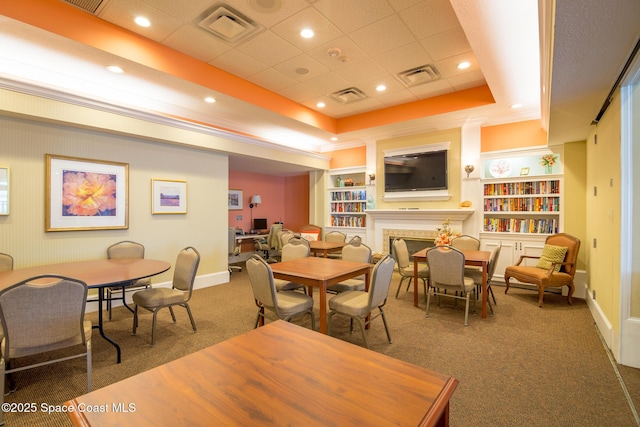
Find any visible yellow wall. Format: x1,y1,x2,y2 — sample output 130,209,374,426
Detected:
587,92,622,335
375,128,461,209
562,141,588,271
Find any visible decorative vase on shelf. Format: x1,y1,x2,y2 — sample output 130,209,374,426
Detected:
335,176,342,187
545,164,552,174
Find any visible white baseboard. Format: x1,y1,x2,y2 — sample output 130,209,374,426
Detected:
585,283,617,360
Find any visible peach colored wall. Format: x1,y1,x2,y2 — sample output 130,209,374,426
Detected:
283,175,310,232
327,146,367,169
480,120,547,152
228,170,285,232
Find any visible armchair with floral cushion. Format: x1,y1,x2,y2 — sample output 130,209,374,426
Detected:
504,233,580,307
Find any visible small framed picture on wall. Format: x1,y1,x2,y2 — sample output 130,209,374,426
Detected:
228,189,243,210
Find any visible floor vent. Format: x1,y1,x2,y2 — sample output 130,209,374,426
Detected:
197,5,264,44
62,0,105,13
330,87,368,104
395,64,441,87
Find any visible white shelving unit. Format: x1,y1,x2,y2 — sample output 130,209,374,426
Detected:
326,167,368,242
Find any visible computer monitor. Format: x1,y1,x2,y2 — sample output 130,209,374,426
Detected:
253,218,268,231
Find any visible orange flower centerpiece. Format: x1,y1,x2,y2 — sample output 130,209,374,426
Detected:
435,218,459,246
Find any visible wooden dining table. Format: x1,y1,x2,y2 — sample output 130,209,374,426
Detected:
0,258,171,363
65,320,458,427
308,240,346,257
270,256,371,333
412,248,492,318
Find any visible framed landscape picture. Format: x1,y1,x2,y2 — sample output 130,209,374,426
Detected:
46,154,128,231
228,189,243,210
152,179,187,214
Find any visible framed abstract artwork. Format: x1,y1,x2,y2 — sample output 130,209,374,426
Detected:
45,154,129,231
152,179,187,214
228,189,243,210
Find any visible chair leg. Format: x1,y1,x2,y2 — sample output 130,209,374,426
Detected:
425,286,432,317
488,284,497,305
464,293,470,326
169,306,177,323
151,310,160,345
354,317,368,349
422,279,428,304
504,276,511,294
183,303,197,332
379,307,392,344
395,276,407,298
86,338,92,392
132,305,139,335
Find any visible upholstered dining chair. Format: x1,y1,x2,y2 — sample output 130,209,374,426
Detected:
0,253,13,273
327,254,396,348
426,245,476,326
273,239,310,293
299,224,322,241
392,238,429,303
280,230,295,246
326,241,372,293
132,246,200,345
246,255,315,330
324,230,347,259
504,233,581,307
465,242,502,313
348,235,362,245
106,241,151,320
0,274,92,424
450,235,481,250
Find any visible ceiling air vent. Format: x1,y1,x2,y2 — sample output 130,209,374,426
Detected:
395,64,441,87
330,87,368,104
62,0,105,13
197,5,263,44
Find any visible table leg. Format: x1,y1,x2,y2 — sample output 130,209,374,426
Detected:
413,258,419,307
93,287,122,363
319,285,327,333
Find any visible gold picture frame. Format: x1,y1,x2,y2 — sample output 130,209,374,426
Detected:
46,154,129,231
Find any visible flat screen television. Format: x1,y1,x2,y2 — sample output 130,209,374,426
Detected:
253,218,268,231
384,150,448,192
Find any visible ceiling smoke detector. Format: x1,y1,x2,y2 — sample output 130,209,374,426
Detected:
327,48,342,58
330,87,367,104
395,64,441,87
197,5,264,44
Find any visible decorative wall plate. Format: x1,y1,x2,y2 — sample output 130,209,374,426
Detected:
490,160,511,178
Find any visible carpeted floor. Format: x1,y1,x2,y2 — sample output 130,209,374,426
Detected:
3,265,640,426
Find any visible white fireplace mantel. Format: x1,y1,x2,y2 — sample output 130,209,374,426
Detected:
365,209,475,253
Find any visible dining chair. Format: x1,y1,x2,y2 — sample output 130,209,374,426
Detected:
280,230,295,246
504,233,581,307
0,253,13,273
348,235,362,245
228,227,242,274
132,246,200,345
324,230,347,259
465,242,502,313
246,255,315,330
327,254,396,348
299,224,322,241
425,246,476,326
253,223,283,262
450,235,481,250
105,241,151,320
0,274,92,425
392,238,429,302
326,241,372,293
273,239,310,293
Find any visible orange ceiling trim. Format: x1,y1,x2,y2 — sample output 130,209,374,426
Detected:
336,85,495,133
0,0,337,133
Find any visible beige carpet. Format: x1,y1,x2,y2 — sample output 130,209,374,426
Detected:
3,265,639,426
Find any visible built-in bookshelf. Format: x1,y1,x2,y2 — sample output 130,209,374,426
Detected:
326,167,367,240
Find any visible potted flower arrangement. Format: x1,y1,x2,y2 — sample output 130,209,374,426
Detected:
540,154,557,174
435,218,459,246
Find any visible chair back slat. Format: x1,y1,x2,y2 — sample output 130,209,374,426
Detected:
173,247,200,294
392,239,410,269
107,241,145,259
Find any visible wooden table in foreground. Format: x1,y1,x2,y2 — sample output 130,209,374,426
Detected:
412,248,491,318
66,321,458,427
0,258,171,363
309,240,346,257
270,256,370,333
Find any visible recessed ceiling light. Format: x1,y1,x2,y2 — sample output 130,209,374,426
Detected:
134,16,151,27
204,97,216,103
510,103,523,109
106,65,124,73
300,28,314,39
457,61,471,70
316,102,325,108
376,84,386,92
330,137,338,141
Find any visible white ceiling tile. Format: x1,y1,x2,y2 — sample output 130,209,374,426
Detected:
273,53,330,82
304,72,352,95
408,78,454,97
277,82,319,102
448,69,486,90
221,0,310,28
400,0,459,39
334,59,388,85
211,49,270,79
307,37,368,71
163,25,233,63
98,0,183,42
139,0,212,22
373,42,433,74
420,27,472,61
349,15,415,56
434,52,480,78
313,0,394,33
248,67,298,91
271,8,343,50
237,31,301,66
